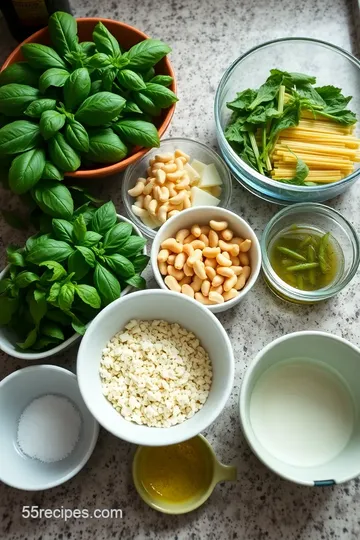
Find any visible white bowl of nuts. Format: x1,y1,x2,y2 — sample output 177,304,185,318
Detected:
151,206,261,313
122,138,232,239
77,289,234,446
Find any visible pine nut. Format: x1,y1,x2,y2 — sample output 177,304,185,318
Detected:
210,220,228,231
132,205,148,218
231,255,240,266
201,279,211,297
239,253,250,266
235,275,246,290
217,266,234,278
193,260,207,280
182,284,195,298
176,229,190,243
143,181,155,195
240,239,252,252
184,234,196,244
230,265,243,275
179,276,192,286
205,266,216,281
212,274,224,288
183,262,194,276
182,243,194,257
191,276,202,292
175,149,190,161
152,162,165,170
149,158,155,166
208,291,224,304
167,170,186,181
209,230,219,248
159,261,168,275
167,254,176,265
195,292,213,305
134,195,145,208
161,238,183,254
153,186,161,200
148,199,158,216
232,237,245,247
191,224,202,238
203,247,221,259
223,274,237,292
204,257,217,268
210,285,223,294
220,228,234,241
199,233,209,247
175,252,186,270
155,169,166,185
218,240,239,256
128,181,145,197
157,249,170,263
223,288,239,301
146,166,152,176
168,265,184,281
242,266,251,280
216,253,232,267
159,187,170,202
143,194,152,210
168,203,183,212
200,225,211,235
188,249,203,267
191,240,206,250
169,191,187,205
155,153,174,163
165,181,177,197
175,157,184,170
174,177,190,190
163,163,177,173
164,275,181,292
183,194,191,209
222,251,231,259
168,210,180,218
157,205,168,224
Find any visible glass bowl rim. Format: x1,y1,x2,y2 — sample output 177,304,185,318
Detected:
260,202,360,301
214,36,360,193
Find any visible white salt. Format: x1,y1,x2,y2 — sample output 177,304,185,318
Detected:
17,394,82,463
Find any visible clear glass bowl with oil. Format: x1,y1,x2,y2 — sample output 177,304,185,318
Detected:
261,203,360,304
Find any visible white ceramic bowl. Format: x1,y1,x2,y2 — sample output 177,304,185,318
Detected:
239,332,360,486
0,214,146,361
151,206,261,313
0,365,99,491
77,289,234,446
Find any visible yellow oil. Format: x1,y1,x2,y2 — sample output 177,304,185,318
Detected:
138,437,213,504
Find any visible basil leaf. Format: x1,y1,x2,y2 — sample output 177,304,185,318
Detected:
119,236,147,258
103,221,132,252
226,89,257,112
117,69,146,91
24,98,57,118
93,21,120,56
7,250,25,267
14,271,39,288
64,68,91,111
47,282,61,304
52,218,74,243
25,233,51,252
149,75,173,87
68,250,90,280
17,327,37,350
126,274,146,289
112,119,159,148
48,132,81,172
0,83,40,116
26,239,74,264
39,110,66,140
79,42,96,57
70,313,87,335
48,11,78,57
86,128,127,163
41,320,64,340
39,260,67,281
58,283,75,311
82,230,102,247
65,120,89,152
0,120,41,155
22,43,67,70
133,92,161,116
34,181,74,219
125,39,171,70
75,283,101,309
101,68,118,92
46,309,71,325
41,161,64,181
28,290,47,324
73,214,87,243
39,68,70,94
75,91,126,126
9,148,45,194
141,83,178,108
87,53,111,69
0,62,39,87
104,253,135,279
142,67,155,82
0,296,18,324
268,101,301,147
123,101,143,115
89,80,102,95
248,74,282,111
94,263,120,306
76,245,96,267
131,253,150,273
32,336,60,350
91,201,117,235
0,278,13,294
73,202,96,225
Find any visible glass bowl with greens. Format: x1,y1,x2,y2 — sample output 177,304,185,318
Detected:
261,203,360,303
215,38,360,204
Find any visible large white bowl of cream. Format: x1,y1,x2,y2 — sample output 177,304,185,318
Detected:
239,331,360,485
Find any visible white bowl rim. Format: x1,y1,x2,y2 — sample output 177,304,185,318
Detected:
77,289,235,446
0,364,99,491
0,213,146,361
151,206,262,313
239,330,360,486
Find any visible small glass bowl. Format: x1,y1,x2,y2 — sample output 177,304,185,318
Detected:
122,137,232,239
261,203,360,303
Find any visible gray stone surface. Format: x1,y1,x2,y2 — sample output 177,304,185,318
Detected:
0,0,360,538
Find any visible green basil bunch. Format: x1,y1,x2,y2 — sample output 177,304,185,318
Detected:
0,201,149,352
0,11,177,207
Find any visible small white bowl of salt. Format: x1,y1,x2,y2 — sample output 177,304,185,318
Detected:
0,365,99,490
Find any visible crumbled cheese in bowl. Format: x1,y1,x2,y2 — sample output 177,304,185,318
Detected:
99,319,212,428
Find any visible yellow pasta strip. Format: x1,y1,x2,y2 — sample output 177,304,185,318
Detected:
280,129,359,148
276,140,358,159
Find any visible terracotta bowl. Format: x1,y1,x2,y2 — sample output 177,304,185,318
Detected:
1,18,177,179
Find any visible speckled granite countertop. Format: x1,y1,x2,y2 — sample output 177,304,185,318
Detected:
0,0,360,539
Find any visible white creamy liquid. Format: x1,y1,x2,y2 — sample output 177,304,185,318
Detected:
249,359,354,467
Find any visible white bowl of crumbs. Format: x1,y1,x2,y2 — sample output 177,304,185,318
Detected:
77,290,234,446
151,206,262,313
